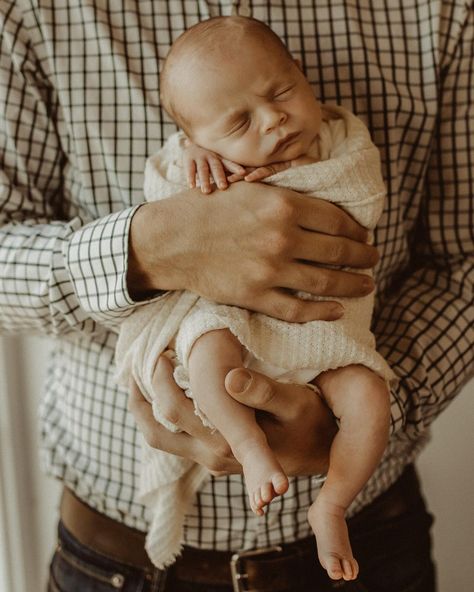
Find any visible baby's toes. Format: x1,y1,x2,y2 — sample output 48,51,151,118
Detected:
342,558,359,581
260,482,275,504
252,491,264,516
271,473,289,496
324,555,344,581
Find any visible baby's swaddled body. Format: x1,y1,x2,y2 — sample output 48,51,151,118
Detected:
115,104,395,569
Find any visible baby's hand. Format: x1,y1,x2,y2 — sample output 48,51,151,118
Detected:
227,160,292,184
183,141,246,194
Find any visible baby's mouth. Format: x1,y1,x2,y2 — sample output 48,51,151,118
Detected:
270,131,301,156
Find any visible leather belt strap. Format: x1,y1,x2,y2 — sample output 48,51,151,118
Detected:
173,539,316,590
60,465,422,589
60,487,316,588
60,488,154,571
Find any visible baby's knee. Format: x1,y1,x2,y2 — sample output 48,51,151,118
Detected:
327,365,390,423
189,328,244,374
352,363,388,396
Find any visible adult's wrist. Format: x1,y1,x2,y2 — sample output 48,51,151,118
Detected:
126,192,202,299
127,203,161,299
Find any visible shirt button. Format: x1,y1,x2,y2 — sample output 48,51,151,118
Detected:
236,1,251,17
111,573,125,588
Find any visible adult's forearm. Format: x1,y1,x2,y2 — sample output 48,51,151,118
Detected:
0,207,142,336
127,181,379,323
374,260,473,440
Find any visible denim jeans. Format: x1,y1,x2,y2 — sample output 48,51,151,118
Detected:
48,468,436,592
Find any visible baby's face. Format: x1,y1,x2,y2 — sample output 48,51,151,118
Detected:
176,40,322,166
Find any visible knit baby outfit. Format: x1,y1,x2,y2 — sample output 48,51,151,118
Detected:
115,104,395,568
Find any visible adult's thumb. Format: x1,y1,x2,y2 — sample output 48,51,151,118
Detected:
225,368,281,414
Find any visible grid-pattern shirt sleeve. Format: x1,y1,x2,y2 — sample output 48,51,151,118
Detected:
374,4,474,440
0,3,141,336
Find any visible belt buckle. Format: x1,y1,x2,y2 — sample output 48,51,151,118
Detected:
230,545,283,592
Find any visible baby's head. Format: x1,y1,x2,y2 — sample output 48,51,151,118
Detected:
161,16,321,166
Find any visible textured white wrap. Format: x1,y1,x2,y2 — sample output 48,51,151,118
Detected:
115,104,395,568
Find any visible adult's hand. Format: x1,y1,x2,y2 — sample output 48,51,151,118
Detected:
128,356,336,476
127,182,378,322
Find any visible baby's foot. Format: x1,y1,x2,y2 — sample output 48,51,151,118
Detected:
308,498,359,581
239,443,289,515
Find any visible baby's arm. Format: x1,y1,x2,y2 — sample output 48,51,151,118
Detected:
183,140,317,192
228,155,318,183
187,328,289,514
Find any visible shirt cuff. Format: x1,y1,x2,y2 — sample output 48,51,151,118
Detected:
65,206,165,323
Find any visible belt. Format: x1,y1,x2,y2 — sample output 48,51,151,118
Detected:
60,465,422,591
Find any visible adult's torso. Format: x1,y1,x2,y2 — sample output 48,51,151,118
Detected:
20,0,460,549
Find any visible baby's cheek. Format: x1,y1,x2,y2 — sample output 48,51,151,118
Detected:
225,139,266,167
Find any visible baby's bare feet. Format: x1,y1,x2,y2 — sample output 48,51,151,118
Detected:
238,442,289,515
308,498,359,581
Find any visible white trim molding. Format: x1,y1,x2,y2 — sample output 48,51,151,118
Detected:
0,336,33,592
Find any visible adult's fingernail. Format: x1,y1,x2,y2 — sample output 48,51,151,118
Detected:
331,304,344,317
227,369,252,394
363,277,375,292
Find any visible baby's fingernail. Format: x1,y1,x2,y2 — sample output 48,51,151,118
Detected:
331,304,344,317
227,369,252,394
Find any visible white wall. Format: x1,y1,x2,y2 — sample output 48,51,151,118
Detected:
0,335,473,592
417,388,474,591
0,336,61,592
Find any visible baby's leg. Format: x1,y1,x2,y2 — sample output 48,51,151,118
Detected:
187,329,288,514
308,365,390,581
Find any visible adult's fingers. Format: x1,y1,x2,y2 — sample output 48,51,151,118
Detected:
224,368,337,476
150,356,241,473
224,368,319,419
128,377,194,456
249,289,344,322
129,359,240,474
296,196,370,243
149,356,217,443
282,262,375,298
294,230,380,269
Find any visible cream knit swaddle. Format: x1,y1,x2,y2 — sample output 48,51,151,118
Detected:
115,104,395,568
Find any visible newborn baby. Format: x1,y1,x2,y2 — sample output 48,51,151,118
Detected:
117,15,395,582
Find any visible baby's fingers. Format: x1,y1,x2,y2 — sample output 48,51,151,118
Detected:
208,157,229,191
227,172,246,183
228,166,254,184
245,162,292,182
185,159,197,188
221,158,246,176
196,159,212,194
244,166,273,182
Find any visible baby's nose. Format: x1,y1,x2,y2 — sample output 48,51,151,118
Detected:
262,110,287,134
